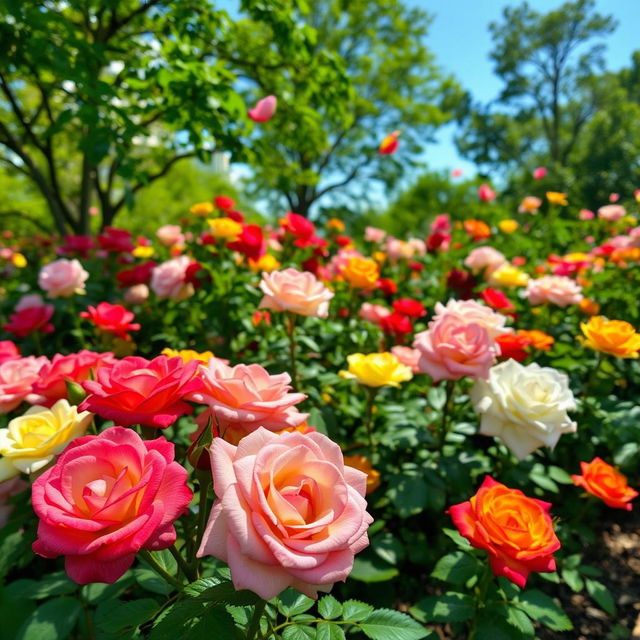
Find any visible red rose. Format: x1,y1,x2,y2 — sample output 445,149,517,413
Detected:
377,278,398,296
80,302,141,340
426,231,451,253
32,350,116,406
58,235,94,257
116,261,157,288
480,288,515,312
379,311,413,337
227,210,245,223
80,355,202,428
214,195,236,211
495,334,531,362
446,269,477,300
97,227,135,253
392,298,426,318
227,224,265,261
3,305,55,338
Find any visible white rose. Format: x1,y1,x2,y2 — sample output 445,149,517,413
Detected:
470,359,577,460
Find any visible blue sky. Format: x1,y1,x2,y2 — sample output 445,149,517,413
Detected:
414,0,639,174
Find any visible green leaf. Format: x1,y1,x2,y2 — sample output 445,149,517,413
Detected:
186,605,243,640
95,598,159,632
410,593,474,623
282,624,316,640
516,589,573,631
0,531,27,580
6,573,76,600
350,553,399,583
504,605,535,637
529,471,559,493
133,567,173,595
431,551,480,585
341,600,374,622
149,600,205,640
359,608,430,640
82,573,135,605
547,465,573,484
372,533,405,566
585,579,616,616
277,589,315,616
441,528,473,551
317,622,346,640
318,595,343,620
16,597,82,640
386,474,428,518
474,609,532,640
561,569,584,592
184,578,259,606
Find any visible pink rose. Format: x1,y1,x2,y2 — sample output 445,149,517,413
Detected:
464,247,507,276
123,284,150,305
189,359,308,443
579,209,595,220
533,167,547,180
391,346,421,373
0,477,28,527
413,313,497,381
0,341,20,364
597,205,626,222
259,268,334,318
385,237,414,261
525,276,583,307
150,256,193,300
248,95,277,123
364,226,386,244
478,184,497,202
432,299,513,340
197,428,372,599
15,294,46,312
359,303,391,325
0,356,49,413
38,259,89,298
430,213,451,232
156,224,185,247
408,238,426,256
32,427,193,584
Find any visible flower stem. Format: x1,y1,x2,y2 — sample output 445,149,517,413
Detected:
138,549,183,590
246,599,267,640
191,473,211,574
438,380,455,454
469,564,494,639
364,387,379,458
168,543,196,582
286,313,299,390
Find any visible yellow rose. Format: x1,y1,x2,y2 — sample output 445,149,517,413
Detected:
248,254,281,273
580,316,640,358
161,348,215,364
339,353,413,388
326,218,345,232
207,217,243,240
11,253,27,268
546,192,568,206
489,264,530,287
132,245,154,258
190,202,215,216
498,219,519,234
0,400,93,481
343,454,381,494
341,257,379,289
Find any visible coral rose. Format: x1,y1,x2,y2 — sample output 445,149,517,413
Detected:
80,302,141,340
259,268,334,318
572,458,638,510
32,427,193,583
188,359,308,444
580,316,640,358
390,346,421,373
32,350,115,407
80,355,202,428
525,275,583,307
448,476,560,587
359,303,391,325
414,313,497,382
517,329,554,351
0,356,49,414
339,353,412,388
471,360,576,460
464,220,491,241
38,258,89,298
197,428,372,599
0,399,93,481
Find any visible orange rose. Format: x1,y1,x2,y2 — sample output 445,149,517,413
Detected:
580,316,640,358
343,455,381,494
448,476,560,587
517,329,554,351
578,298,600,316
341,257,379,289
572,458,638,510
463,220,491,241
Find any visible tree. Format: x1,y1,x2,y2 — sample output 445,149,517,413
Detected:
456,0,616,173
0,0,346,234
239,0,463,217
